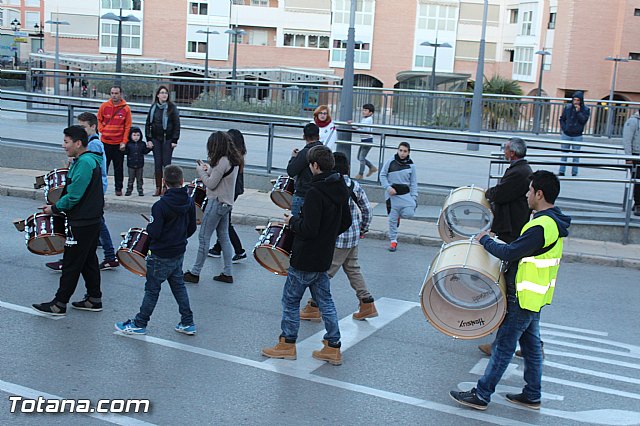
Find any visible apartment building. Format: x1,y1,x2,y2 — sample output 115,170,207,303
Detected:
0,0,45,63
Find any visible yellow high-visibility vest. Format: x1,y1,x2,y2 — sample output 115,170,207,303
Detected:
515,215,563,312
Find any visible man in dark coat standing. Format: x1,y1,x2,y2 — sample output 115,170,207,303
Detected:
478,136,532,356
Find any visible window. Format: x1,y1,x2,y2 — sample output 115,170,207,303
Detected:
25,11,40,29
333,0,374,26
417,3,456,31
331,40,371,64
102,0,142,10
630,52,640,60
520,10,532,35
513,47,533,77
0,11,3,27
548,12,556,29
250,0,268,6
101,22,141,49
635,8,640,16
414,55,433,68
189,2,208,15
26,0,40,6
188,41,207,53
284,33,330,49
248,29,268,46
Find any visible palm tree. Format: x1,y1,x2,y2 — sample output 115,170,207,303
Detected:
482,75,523,130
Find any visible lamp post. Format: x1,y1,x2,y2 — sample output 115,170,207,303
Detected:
44,18,70,95
468,0,488,150
225,26,246,81
421,38,451,122
11,19,21,68
533,49,551,134
101,8,140,85
605,56,628,138
336,0,357,160
34,22,45,51
197,28,219,93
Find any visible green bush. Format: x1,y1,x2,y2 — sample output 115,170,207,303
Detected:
191,91,303,117
90,64,158,98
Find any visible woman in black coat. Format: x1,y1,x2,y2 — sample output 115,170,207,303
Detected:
145,85,181,196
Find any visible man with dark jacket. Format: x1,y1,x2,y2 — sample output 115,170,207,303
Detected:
286,123,324,216
33,126,105,315
559,91,590,176
262,145,352,366
622,110,640,216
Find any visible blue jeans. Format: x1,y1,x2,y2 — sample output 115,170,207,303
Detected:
357,138,374,175
134,253,193,328
280,266,341,345
559,134,582,176
291,194,304,217
476,295,543,403
99,216,115,261
190,199,233,276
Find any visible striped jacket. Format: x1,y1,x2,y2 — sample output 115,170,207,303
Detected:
97,99,132,145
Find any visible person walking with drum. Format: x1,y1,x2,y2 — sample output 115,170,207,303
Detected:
477,137,532,356
33,126,105,315
287,123,323,216
450,171,571,411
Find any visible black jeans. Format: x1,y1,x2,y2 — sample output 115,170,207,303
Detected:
127,167,144,193
213,211,244,254
55,222,101,303
632,162,640,205
104,143,124,192
152,138,174,173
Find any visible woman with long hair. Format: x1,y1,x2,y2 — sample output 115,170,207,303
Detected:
184,131,243,284
145,85,181,196
313,105,337,151
208,129,247,262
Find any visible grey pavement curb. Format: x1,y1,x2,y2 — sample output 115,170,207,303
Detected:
3,185,637,270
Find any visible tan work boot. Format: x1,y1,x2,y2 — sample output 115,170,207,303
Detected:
312,340,342,366
352,301,378,320
366,166,378,177
300,299,321,322
478,343,492,356
354,174,364,180
261,337,296,360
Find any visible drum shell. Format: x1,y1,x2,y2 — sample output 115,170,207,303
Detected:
253,223,293,275
438,186,493,243
45,168,69,204
25,213,66,255
117,228,150,277
187,181,208,224
269,176,295,210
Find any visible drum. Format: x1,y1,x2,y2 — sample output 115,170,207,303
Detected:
44,168,69,204
269,176,295,210
420,239,506,340
253,222,294,275
117,228,150,277
24,212,67,255
437,185,493,243
187,180,208,224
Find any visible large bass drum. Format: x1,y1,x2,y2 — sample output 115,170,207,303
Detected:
437,185,493,243
420,239,506,339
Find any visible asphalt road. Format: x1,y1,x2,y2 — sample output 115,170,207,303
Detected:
1,196,639,425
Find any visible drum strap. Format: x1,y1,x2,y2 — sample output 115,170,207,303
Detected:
348,180,358,204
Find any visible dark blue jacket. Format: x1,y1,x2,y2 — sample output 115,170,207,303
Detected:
125,139,152,169
146,186,197,258
560,91,590,137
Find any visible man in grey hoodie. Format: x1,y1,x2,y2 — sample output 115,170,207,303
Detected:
559,91,590,176
623,110,640,216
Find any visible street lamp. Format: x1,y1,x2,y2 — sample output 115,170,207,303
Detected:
196,28,219,93
533,49,551,134
101,9,140,84
45,18,70,95
336,0,357,160
225,26,246,81
11,19,21,68
605,56,628,138
420,38,452,121
468,0,489,150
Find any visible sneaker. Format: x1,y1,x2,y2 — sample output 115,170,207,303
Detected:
124,190,132,196
71,296,103,312
388,242,398,252
208,247,221,258
505,393,541,410
32,300,66,316
138,191,144,197
99,259,119,270
634,205,640,217
45,260,63,272
184,271,200,283
558,172,565,177
114,319,146,335
449,388,488,411
175,323,197,335
366,166,378,177
213,273,233,283
232,251,247,263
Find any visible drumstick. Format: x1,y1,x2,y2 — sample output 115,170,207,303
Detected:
140,213,150,222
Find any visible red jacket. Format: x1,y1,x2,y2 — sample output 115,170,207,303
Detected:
97,99,132,145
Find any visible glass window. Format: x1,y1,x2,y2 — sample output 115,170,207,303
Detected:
513,47,533,76
509,9,518,24
415,55,434,68
188,41,207,53
284,33,330,49
521,10,533,36
189,2,208,15
334,0,374,26
250,0,268,5
100,21,142,51
548,12,556,29
418,3,456,31
284,34,293,46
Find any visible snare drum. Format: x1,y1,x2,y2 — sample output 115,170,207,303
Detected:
420,239,506,339
437,185,493,243
253,222,294,275
24,212,67,255
44,168,69,204
269,176,295,210
117,228,150,277
187,180,208,224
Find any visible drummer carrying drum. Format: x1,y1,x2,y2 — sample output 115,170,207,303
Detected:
450,171,571,411
33,125,105,316
286,123,323,216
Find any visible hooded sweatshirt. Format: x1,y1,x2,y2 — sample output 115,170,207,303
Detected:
623,111,640,155
560,91,590,137
146,186,197,258
379,154,418,209
288,171,352,272
286,140,323,198
98,98,132,145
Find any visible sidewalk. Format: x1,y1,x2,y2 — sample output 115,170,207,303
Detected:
2,166,639,269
